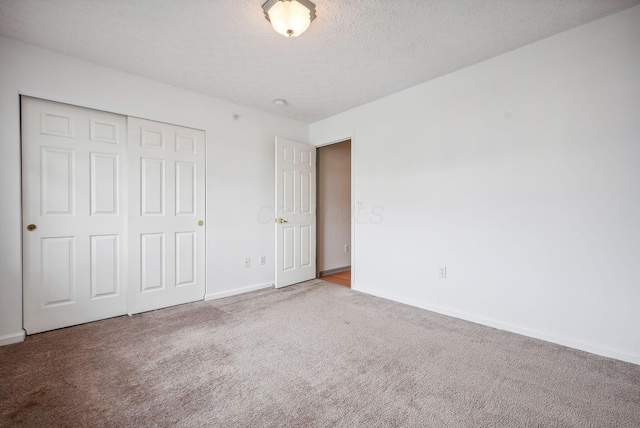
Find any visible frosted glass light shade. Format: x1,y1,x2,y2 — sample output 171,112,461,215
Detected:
263,0,316,37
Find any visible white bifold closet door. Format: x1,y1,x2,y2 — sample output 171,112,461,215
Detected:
22,97,129,334
21,98,206,334
127,117,206,315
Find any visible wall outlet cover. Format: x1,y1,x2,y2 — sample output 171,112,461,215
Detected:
438,265,447,278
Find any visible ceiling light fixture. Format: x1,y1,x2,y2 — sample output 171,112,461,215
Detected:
262,0,316,38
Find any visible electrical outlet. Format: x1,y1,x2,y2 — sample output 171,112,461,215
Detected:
260,256,266,265
344,244,350,252
438,265,447,279
244,257,250,268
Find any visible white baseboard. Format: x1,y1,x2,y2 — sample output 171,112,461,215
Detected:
354,285,640,366
0,331,26,347
205,282,274,301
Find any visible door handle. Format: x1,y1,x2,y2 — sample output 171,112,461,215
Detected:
198,220,204,226
26,224,37,232
277,218,288,224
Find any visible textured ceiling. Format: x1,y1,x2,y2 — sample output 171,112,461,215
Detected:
1,0,638,123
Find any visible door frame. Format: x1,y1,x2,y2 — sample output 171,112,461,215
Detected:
315,133,355,289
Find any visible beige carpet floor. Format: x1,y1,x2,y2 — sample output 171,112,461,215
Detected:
1,280,639,427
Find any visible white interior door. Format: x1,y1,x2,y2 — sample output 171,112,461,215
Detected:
275,137,317,288
22,97,128,334
127,117,206,314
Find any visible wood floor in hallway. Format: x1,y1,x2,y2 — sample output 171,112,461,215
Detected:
320,270,351,288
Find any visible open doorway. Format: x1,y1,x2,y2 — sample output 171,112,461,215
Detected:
317,139,351,287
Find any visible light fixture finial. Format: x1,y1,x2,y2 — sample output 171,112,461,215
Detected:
262,0,316,38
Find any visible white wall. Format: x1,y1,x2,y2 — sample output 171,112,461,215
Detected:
311,6,640,364
318,140,351,273
0,37,308,345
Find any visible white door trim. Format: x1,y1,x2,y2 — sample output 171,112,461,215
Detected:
18,89,208,133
